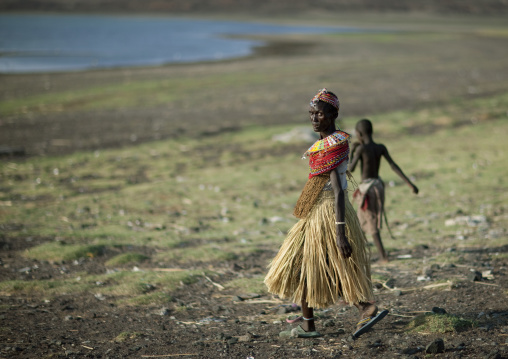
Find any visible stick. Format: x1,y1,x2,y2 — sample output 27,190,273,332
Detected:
405,310,432,313
382,281,452,293
233,299,283,304
203,274,225,290
474,281,499,287
150,268,186,272
422,281,453,290
389,313,417,318
81,345,93,350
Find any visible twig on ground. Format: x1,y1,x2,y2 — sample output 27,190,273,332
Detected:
473,281,499,287
422,281,453,290
233,299,283,304
389,313,417,318
382,280,452,293
203,273,225,290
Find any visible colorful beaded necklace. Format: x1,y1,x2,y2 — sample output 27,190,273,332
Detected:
304,131,350,179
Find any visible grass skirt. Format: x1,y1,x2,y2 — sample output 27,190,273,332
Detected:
264,190,373,308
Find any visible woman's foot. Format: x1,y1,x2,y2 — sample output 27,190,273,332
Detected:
353,309,389,338
355,302,378,330
300,317,316,332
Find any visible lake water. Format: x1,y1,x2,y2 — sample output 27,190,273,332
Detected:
0,14,366,74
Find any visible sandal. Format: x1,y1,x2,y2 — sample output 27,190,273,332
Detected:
286,315,303,324
279,325,321,338
352,309,389,338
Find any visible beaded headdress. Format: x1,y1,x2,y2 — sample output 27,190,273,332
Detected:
310,88,340,111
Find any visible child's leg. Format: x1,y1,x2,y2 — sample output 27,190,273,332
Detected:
301,285,316,332
372,231,389,262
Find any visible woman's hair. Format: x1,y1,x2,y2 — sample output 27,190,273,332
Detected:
321,101,338,119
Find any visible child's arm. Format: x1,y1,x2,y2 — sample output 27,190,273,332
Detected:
348,144,363,173
381,145,419,194
330,169,352,258
350,141,361,157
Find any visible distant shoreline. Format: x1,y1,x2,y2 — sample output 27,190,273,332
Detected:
1,12,507,157
0,13,358,75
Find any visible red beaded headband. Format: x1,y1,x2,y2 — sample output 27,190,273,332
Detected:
310,88,340,111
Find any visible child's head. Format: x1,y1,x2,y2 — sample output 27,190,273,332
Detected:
356,118,373,136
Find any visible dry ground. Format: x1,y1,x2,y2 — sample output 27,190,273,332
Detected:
1,235,507,358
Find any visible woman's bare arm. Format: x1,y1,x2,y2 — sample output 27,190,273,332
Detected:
330,169,352,258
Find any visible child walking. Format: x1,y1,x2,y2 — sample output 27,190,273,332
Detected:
265,90,387,338
349,118,419,262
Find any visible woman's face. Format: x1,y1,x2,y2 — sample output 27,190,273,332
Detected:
309,102,334,133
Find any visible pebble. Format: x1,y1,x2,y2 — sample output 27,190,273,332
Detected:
432,307,447,315
468,270,482,281
158,307,170,316
485,350,501,359
402,347,421,355
426,338,445,354
276,307,289,314
385,278,396,288
238,333,252,342
393,290,403,297
227,337,238,345
423,267,434,277
323,319,335,327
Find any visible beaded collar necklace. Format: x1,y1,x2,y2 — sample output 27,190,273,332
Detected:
303,130,350,179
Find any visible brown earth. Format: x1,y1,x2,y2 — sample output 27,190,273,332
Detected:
1,235,507,358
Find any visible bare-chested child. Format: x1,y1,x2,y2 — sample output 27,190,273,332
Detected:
349,119,418,263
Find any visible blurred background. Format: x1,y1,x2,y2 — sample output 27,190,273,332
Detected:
1,0,508,155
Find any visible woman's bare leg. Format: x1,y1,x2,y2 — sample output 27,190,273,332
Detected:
301,284,316,332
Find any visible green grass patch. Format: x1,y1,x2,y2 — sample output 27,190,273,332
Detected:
155,246,240,264
105,253,150,266
113,331,145,343
225,277,267,295
24,242,106,262
119,291,173,306
0,268,201,306
408,313,476,333
0,279,93,297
